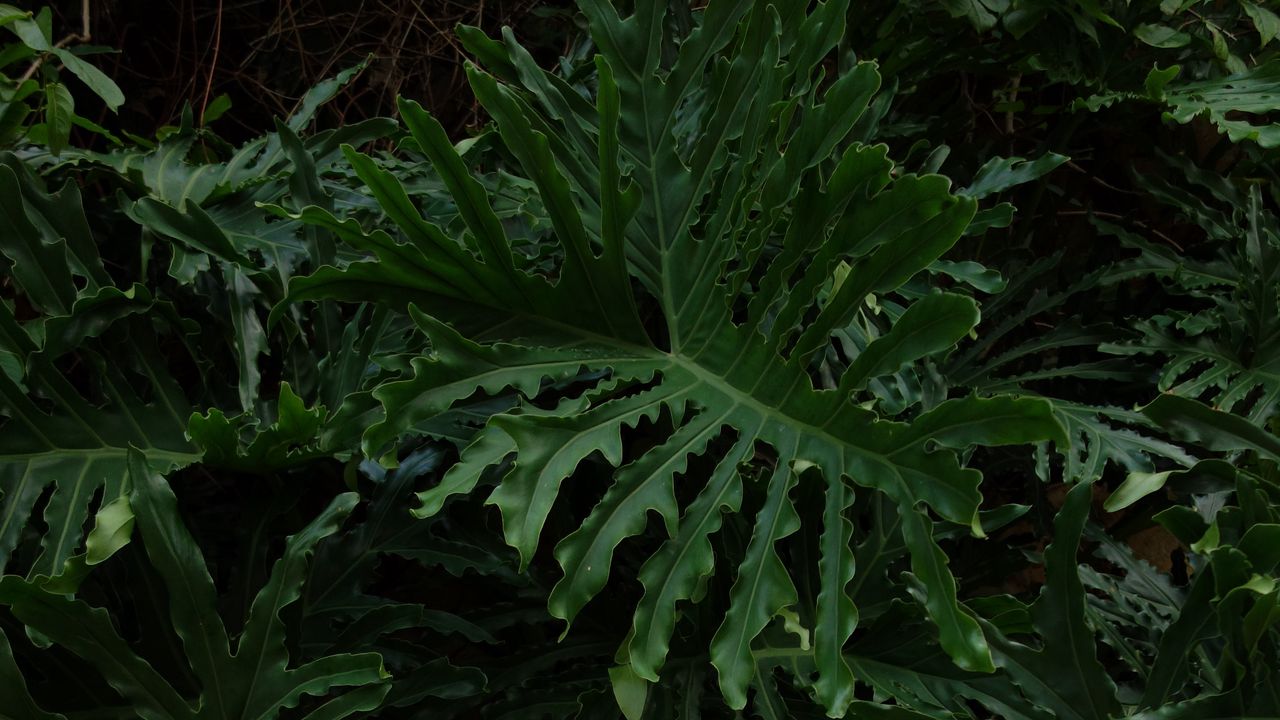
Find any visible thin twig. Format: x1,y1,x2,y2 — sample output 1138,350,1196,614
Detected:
1005,73,1020,135
199,0,225,125
1065,160,1144,197
1056,209,1185,251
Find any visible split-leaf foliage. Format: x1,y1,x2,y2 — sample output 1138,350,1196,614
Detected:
1,1,1279,718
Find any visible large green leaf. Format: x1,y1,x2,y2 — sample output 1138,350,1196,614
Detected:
278,1,1065,711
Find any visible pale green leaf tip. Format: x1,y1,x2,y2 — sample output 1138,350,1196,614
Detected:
971,513,987,539
959,644,996,674
609,664,649,720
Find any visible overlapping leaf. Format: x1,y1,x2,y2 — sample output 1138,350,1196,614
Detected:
1103,176,1280,427
0,452,389,719
279,1,1065,711
0,154,197,578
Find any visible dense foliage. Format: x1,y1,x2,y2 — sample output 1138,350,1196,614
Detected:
2,1,1279,718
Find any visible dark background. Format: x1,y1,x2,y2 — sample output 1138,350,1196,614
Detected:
46,0,579,141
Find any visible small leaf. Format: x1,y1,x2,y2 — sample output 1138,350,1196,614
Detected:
7,15,49,50
1105,470,1172,512
51,49,124,111
938,0,1000,31
288,57,370,131
960,153,1069,199
84,495,134,565
0,5,30,26
43,82,73,156
840,293,979,392
1209,25,1229,62
200,93,231,124
1134,23,1192,48
70,112,122,144
1144,65,1181,99
1154,506,1210,546
930,259,1007,292
1245,2,1280,46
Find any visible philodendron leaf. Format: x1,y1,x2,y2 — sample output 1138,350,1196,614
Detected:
1160,60,1280,148
902,507,994,673
629,436,753,681
813,469,858,714
985,482,1119,719
711,460,803,709
1105,459,1237,512
1075,61,1280,147
608,664,649,720
0,162,77,314
0,153,200,579
227,263,268,413
296,683,393,720
279,0,1066,710
0,627,65,720
840,293,979,393
960,153,1069,199
1143,394,1280,461
187,382,327,471
0,452,389,720
83,495,135,564
0,574,195,720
